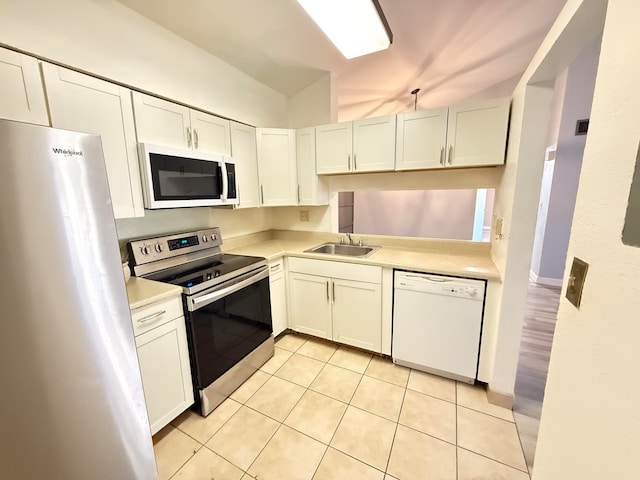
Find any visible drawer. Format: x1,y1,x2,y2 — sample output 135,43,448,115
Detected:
268,259,284,276
288,257,381,283
131,295,184,337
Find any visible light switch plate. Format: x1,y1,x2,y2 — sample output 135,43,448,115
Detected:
566,257,589,308
299,210,309,222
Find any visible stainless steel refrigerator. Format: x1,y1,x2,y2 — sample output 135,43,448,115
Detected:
0,119,157,479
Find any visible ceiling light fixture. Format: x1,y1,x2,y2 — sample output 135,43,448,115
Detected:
297,0,393,59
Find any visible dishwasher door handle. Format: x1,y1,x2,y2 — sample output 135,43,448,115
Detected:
402,274,452,283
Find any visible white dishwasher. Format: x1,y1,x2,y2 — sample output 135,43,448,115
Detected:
392,271,485,384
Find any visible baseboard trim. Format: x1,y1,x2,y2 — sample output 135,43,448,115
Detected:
529,269,563,287
487,387,515,409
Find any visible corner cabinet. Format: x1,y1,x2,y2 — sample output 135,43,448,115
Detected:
288,258,382,353
269,259,288,336
316,115,396,174
256,128,298,206
0,47,48,125
230,121,260,209
41,63,145,219
131,296,193,435
396,98,510,170
296,127,329,205
131,92,231,155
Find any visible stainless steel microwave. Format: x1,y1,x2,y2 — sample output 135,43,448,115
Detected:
138,143,238,209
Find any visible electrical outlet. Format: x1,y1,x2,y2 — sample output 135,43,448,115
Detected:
299,210,309,222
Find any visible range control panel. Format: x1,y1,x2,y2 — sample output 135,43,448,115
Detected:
127,227,222,266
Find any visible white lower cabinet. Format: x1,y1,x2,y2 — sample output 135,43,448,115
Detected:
288,258,382,353
131,296,193,435
269,259,288,336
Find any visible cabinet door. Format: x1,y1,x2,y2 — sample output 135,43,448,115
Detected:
135,317,194,435
269,261,288,337
352,115,396,172
42,64,144,219
332,279,382,352
446,97,510,167
131,92,191,148
230,121,260,208
190,110,231,155
256,128,297,206
396,108,448,170
0,48,48,125
315,122,352,174
289,272,332,339
296,127,329,206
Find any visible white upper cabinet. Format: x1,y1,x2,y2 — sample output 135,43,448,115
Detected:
42,63,144,218
256,128,297,206
0,47,48,125
352,115,397,172
131,92,231,155
445,97,510,167
395,108,449,170
296,127,329,206
230,121,260,209
190,109,232,155
315,122,352,174
316,115,396,174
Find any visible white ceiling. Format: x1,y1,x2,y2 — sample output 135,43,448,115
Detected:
117,0,567,121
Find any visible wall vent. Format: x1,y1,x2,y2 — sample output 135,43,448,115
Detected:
575,119,589,135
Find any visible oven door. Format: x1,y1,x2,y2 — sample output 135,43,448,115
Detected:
185,266,272,390
139,143,230,209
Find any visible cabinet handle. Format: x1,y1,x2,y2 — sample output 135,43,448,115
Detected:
332,281,335,304
186,127,192,147
440,147,445,166
326,281,329,302
194,128,199,149
354,154,357,171
137,310,166,323
271,263,281,272
348,154,351,170
298,184,301,204
448,145,453,165
260,184,264,204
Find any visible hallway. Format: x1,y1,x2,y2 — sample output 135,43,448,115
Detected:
513,281,561,469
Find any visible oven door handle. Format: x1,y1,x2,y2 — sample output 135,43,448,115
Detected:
187,265,269,311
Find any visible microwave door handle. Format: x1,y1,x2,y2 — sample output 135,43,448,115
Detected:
220,161,228,201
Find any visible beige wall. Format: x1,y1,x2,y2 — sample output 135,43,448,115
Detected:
287,73,336,128
0,0,287,128
533,0,640,477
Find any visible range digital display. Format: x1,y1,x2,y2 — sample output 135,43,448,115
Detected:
168,235,199,251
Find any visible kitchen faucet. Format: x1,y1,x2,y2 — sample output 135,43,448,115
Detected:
346,232,353,244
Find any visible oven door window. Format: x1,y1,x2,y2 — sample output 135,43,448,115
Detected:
150,152,221,201
188,276,272,388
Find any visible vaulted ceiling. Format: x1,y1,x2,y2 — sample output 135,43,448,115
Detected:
117,0,567,121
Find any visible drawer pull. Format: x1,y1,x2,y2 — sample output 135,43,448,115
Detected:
137,310,166,323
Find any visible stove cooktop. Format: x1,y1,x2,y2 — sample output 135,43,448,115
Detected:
144,253,266,295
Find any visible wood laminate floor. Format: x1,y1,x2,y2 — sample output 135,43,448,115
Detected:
513,281,561,472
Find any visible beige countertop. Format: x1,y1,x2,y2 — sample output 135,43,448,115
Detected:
224,235,502,281
126,276,183,310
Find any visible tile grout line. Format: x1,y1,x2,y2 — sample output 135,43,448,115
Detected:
383,381,408,476
456,445,531,475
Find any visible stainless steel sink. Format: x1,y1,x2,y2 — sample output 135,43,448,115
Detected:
304,242,380,258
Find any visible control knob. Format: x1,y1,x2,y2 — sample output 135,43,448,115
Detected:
202,235,208,242
140,245,150,255
211,233,217,241
154,243,163,253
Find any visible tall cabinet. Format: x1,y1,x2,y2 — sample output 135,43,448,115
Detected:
41,63,145,218
230,121,260,209
256,128,297,206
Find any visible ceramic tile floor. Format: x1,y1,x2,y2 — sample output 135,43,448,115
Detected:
154,333,530,480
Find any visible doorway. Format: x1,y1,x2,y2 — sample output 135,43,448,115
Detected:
514,36,601,469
